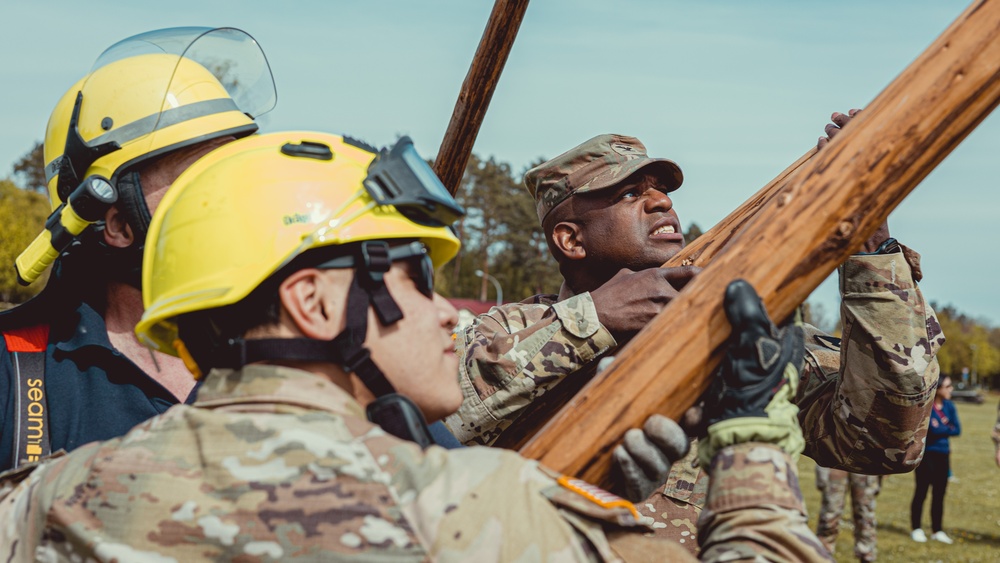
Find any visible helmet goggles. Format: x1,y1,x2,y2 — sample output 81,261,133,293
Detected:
364,136,465,228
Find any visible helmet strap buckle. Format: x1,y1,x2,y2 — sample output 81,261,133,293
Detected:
366,393,435,449
340,342,372,374
359,241,391,282
356,241,403,325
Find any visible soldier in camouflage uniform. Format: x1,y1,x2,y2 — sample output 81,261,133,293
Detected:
993,399,1000,468
815,466,881,562
444,111,943,553
0,131,833,561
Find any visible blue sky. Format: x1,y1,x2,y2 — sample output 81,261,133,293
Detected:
2,0,996,326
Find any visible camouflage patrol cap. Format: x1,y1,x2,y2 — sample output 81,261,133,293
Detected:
524,134,683,223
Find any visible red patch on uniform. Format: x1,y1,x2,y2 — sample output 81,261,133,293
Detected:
3,325,49,353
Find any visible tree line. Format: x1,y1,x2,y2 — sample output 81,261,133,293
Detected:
2,142,997,387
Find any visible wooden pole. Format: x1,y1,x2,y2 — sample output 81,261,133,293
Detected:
434,0,531,195
491,148,816,449
519,0,1000,487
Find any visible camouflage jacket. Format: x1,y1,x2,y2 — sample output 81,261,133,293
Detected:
0,364,819,562
446,251,942,477
698,444,832,562
445,291,616,445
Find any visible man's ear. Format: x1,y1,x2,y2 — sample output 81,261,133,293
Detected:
102,205,135,249
551,221,587,261
279,269,348,340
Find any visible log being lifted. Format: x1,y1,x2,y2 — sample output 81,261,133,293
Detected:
519,0,1000,487
492,148,816,450
434,0,531,195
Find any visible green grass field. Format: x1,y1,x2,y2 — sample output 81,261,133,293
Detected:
798,393,1000,562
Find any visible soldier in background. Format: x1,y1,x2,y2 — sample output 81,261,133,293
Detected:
815,467,881,562
0,131,832,561
444,110,943,553
992,398,1000,468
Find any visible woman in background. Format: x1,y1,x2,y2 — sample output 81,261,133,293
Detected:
910,375,961,544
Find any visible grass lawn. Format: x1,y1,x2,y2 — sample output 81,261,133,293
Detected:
798,393,1000,562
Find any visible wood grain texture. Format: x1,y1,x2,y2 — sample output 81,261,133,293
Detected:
434,0,530,195
519,0,1000,488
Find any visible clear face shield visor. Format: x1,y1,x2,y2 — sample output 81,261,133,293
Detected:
53,26,277,197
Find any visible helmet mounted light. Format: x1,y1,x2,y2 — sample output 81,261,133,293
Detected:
15,175,119,285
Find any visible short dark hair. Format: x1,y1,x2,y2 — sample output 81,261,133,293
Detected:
175,243,355,372
175,284,283,373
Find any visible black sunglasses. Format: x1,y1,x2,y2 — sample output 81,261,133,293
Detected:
315,241,434,297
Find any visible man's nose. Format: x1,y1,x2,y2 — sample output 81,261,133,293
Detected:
644,188,673,212
434,292,460,329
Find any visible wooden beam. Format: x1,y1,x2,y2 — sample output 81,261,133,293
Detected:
434,0,531,195
491,148,816,450
519,0,1000,487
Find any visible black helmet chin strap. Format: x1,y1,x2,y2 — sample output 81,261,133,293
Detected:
214,241,435,448
115,170,152,245
332,246,436,449
107,170,149,289
332,245,401,395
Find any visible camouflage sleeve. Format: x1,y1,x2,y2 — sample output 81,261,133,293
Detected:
444,293,616,445
795,250,943,474
698,443,833,562
635,443,708,555
0,448,92,559
401,446,694,561
0,463,44,558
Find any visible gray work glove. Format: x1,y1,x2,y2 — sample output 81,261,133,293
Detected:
611,414,690,503
698,279,806,467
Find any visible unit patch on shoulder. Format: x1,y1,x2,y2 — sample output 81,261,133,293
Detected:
812,334,841,351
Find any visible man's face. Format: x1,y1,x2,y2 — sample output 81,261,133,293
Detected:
937,377,953,401
563,172,685,271
364,260,462,422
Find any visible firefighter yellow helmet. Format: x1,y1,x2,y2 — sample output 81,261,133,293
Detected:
42,27,275,207
9,27,277,290
136,131,463,358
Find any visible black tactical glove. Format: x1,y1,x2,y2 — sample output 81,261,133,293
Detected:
698,279,806,467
